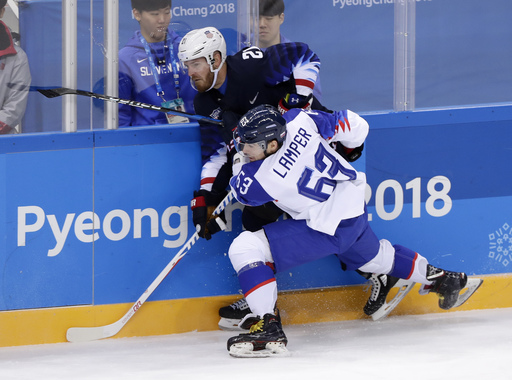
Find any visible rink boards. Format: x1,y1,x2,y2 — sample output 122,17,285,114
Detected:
1,104,512,346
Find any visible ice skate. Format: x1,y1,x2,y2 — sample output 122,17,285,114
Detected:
364,274,415,321
218,298,252,331
227,313,288,358
424,264,482,310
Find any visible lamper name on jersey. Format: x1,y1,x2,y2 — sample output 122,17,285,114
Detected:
273,127,312,178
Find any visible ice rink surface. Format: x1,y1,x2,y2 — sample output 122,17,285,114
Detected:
1,307,511,380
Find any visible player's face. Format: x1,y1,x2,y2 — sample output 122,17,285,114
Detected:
241,140,280,161
183,58,215,93
134,7,172,43
241,141,267,162
258,14,284,48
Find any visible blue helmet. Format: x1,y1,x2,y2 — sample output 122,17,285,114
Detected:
234,105,287,153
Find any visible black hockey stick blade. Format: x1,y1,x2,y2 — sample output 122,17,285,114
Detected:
37,87,223,125
37,88,77,98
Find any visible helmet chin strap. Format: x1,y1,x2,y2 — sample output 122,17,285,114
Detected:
189,77,198,91
205,70,220,92
188,59,225,92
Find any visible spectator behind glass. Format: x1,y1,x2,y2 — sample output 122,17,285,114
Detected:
258,0,322,101
118,0,196,126
0,0,31,134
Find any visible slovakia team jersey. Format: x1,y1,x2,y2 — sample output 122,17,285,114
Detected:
230,109,368,236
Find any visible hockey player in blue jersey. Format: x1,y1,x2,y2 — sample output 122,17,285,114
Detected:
177,26,326,210
223,105,482,357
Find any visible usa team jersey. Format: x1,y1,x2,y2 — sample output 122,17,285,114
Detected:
195,42,323,192
230,108,369,236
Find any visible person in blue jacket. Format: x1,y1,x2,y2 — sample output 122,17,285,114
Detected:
118,0,195,126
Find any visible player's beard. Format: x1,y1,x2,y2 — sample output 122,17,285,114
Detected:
193,71,215,93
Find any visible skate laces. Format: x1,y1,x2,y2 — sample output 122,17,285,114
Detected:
231,298,249,310
426,264,445,280
366,274,384,302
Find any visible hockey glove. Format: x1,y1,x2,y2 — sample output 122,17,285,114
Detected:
191,191,208,239
191,189,228,240
278,93,313,115
205,211,227,239
232,152,250,176
333,142,365,162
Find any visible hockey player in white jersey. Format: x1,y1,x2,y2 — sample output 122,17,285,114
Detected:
223,104,482,357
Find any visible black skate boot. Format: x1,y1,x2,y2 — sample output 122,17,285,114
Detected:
227,313,288,358
359,271,415,320
218,298,252,331
426,264,468,310
363,274,400,316
237,307,282,330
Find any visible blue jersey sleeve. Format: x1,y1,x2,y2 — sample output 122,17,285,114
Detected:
229,161,275,207
263,42,320,90
283,108,348,141
304,109,349,140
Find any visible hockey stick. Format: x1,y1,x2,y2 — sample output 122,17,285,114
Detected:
37,87,223,125
66,191,235,343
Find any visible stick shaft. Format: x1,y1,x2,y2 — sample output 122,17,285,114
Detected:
66,191,235,343
38,87,223,125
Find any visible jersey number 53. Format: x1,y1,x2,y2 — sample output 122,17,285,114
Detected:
236,171,253,195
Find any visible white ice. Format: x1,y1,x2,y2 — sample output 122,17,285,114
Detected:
1,308,511,380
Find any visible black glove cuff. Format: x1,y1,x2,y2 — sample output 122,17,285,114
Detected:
194,189,228,207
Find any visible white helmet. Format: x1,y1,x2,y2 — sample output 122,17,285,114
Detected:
178,27,227,73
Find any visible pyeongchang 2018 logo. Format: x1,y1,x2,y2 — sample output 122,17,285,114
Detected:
333,0,432,10
488,222,512,267
17,205,189,257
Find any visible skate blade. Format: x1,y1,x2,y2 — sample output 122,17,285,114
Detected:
218,318,244,331
371,279,415,321
418,283,431,295
452,278,483,308
229,342,289,358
